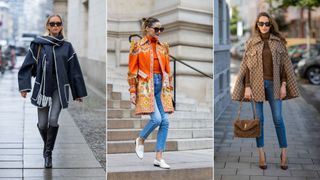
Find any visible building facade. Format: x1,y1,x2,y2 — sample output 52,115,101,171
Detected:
285,6,320,39
214,0,231,120
54,0,106,93
0,1,12,42
53,0,67,36
4,0,24,41
108,0,213,106
228,0,266,32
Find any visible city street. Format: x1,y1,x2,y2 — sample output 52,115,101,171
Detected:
0,57,105,179
215,58,320,180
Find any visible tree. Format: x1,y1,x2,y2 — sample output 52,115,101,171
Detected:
265,0,289,32
280,0,320,35
282,0,320,7
280,0,320,57
230,6,241,36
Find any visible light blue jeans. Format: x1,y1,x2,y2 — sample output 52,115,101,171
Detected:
139,74,169,152
254,80,288,148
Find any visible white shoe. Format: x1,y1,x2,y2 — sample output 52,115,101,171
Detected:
153,159,170,169
135,137,144,159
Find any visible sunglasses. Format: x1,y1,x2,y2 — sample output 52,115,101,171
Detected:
257,22,271,27
49,22,62,27
152,27,164,33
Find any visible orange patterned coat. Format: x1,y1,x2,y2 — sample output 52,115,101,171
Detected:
127,36,174,115
232,34,299,102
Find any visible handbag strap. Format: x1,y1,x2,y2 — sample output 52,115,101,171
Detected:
236,96,258,120
36,45,41,64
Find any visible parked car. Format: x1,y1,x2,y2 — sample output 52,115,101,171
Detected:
230,40,245,59
16,32,38,52
286,38,317,47
296,52,320,85
1,45,16,71
287,43,320,70
15,46,27,56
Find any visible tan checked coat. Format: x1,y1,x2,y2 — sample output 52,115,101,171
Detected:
232,34,299,102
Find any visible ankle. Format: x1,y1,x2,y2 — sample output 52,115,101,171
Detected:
259,151,265,156
156,152,163,161
138,137,144,145
281,148,287,154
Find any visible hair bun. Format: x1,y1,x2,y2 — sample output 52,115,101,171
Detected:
142,17,147,22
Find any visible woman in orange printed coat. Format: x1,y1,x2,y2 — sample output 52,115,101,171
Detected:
128,17,174,169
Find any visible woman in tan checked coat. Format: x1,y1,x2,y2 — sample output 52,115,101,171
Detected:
232,12,299,170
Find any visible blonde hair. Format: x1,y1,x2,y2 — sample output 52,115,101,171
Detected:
44,14,65,37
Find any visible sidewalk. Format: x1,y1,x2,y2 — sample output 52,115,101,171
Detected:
107,150,213,180
0,63,105,178
214,96,320,180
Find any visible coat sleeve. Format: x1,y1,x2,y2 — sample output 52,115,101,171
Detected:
127,40,139,93
67,45,87,99
18,43,37,92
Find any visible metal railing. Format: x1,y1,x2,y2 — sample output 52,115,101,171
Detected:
129,34,213,106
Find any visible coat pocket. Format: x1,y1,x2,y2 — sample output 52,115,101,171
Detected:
246,50,258,69
137,80,150,97
138,69,148,79
275,49,286,65
31,81,41,101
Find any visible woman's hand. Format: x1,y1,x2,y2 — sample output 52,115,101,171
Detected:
130,93,136,105
20,91,27,98
244,87,253,100
75,98,83,102
280,82,287,100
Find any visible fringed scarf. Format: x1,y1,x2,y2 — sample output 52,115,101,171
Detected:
33,35,64,107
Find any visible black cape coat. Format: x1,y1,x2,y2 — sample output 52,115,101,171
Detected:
18,35,87,108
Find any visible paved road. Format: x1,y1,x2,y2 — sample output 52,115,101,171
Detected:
299,79,320,114
0,57,105,179
215,58,320,180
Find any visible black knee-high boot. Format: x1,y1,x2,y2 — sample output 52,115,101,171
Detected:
37,124,47,158
44,125,59,168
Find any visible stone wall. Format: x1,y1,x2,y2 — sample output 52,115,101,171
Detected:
108,0,213,104
53,0,68,36
64,0,106,93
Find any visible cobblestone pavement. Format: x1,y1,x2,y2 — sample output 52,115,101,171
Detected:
67,85,106,170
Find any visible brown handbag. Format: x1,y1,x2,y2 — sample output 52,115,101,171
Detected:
233,97,261,138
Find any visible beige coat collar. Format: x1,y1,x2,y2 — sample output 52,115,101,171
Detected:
250,33,281,46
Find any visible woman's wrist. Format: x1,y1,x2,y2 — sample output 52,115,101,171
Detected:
281,82,287,87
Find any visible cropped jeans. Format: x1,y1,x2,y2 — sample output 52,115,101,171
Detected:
254,80,288,148
139,74,169,152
